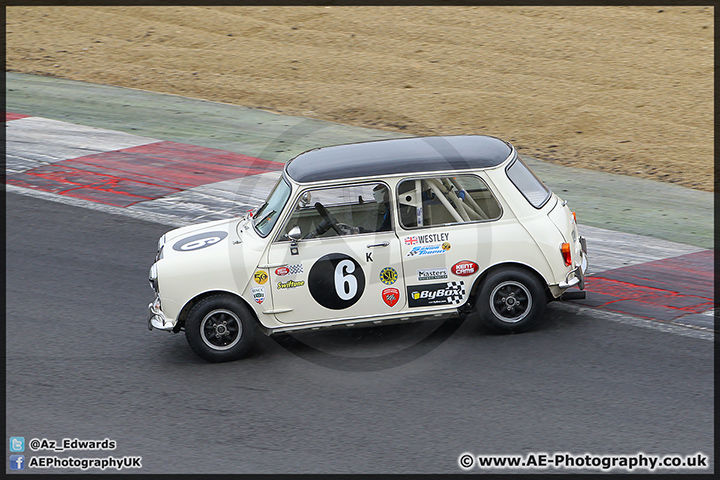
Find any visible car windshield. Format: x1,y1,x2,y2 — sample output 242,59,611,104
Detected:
252,177,292,237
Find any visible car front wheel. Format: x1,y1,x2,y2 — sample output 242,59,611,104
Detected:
185,295,256,362
476,267,546,333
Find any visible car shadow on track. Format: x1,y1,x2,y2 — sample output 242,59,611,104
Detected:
156,302,586,370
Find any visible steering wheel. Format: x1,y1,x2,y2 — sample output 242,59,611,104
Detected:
314,202,343,236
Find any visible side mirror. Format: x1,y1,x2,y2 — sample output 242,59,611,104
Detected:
288,226,302,242
287,226,301,256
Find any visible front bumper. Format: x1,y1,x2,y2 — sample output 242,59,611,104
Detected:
558,236,588,290
147,296,177,331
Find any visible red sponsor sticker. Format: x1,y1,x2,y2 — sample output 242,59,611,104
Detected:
275,267,289,276
382,288,400,307
451,261,478,276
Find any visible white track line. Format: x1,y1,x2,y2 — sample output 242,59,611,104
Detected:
551,301,713,341
5,184,187,227
5,116,158,174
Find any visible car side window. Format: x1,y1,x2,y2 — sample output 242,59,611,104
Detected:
397,175,502,228
278,183,392,240
505,157,551,208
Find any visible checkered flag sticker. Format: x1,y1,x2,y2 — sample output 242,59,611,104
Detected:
287,264,304,275
446,281,465,305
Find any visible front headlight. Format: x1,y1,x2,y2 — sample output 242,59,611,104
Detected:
149,263,159,294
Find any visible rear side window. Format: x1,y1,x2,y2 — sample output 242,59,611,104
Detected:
396,175,502,228
506,157,551,208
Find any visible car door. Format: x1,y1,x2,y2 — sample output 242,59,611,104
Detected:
395,175,504,310
263,182,406,324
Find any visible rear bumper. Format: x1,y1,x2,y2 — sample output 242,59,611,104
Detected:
558,236,588,290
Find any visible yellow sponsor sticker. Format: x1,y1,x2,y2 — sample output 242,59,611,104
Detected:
277,280,305,289
253,270,268,285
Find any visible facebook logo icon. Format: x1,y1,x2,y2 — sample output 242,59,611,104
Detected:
9,455,25,470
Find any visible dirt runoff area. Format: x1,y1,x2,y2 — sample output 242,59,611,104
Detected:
6,5,714,192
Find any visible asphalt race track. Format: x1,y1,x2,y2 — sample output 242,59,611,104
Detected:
4,73,715,474
5,192,714,474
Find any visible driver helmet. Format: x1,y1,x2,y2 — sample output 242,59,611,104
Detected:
373,184,389,203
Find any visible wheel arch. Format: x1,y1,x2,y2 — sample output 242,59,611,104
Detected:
174,290,266,334
468,262,551,306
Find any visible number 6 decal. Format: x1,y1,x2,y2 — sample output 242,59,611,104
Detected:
334,259,358,300
309,253,365,310
172,231,228,252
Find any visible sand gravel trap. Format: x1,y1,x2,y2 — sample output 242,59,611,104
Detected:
6,5,714,191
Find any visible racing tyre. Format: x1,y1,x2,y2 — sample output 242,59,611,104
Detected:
476,267,546,334
185,295,256,362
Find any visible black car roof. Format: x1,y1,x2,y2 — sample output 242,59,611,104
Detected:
285,135,514,183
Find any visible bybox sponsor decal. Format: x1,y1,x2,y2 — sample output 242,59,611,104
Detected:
408,281,465,307
277,280,305,289
379,267,398,285
404,232,450,245
418,268,448,281
308,253,365,310
251,286,266,304
172,231,228,252
451,260,479,276
276,264,304,276
382,288,400,307
253,270,269,285
406,243,451,257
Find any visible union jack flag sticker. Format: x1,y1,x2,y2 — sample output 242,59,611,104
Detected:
404,236,419,245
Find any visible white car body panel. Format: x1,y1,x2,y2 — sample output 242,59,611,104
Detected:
148,136,587,336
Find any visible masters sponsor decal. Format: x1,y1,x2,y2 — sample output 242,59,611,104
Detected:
418,267,448,281
408,281,465,307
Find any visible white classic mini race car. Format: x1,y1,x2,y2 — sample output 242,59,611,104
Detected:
148,135,588,362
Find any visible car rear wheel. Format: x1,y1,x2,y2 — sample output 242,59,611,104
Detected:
185,295,256,362
476,267,546,333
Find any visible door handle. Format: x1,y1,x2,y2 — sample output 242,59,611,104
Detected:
366,242,389,248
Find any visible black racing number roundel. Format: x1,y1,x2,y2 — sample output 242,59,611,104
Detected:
308,253,366,310
172,231,228,252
